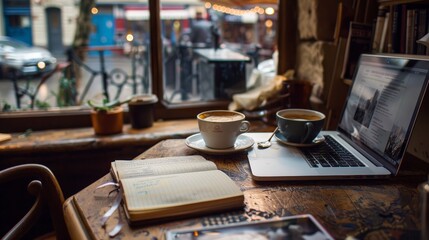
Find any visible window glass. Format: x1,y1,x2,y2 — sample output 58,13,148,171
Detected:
21,16,31,27
0,2,152,111
4,0,29,8
6,16,20,27
51,9,60,28
0,1,278,129
160,1,278,104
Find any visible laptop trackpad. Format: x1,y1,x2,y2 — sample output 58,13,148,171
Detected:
247,142,318,178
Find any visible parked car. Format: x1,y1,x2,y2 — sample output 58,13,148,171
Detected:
0,36,57,77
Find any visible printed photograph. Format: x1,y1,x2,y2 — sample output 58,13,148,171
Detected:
167,215,333,240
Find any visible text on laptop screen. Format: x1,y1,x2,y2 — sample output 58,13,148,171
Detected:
338,55,429,168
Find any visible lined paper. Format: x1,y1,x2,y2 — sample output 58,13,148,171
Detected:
121,170,242,211
113,155,217,179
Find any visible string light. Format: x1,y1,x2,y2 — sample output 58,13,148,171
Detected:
126,33,134,42
91,7,98,14
205,1,275,16
265,19,273,28
265,7,275,15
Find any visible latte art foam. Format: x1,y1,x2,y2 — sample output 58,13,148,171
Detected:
201,113,243,122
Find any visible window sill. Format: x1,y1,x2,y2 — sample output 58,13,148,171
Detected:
0,119,199,155
0,118,275,156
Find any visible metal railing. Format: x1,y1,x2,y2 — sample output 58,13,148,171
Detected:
6,45,150,110
5,43,262,111
68,45,150,104
9,62,70,109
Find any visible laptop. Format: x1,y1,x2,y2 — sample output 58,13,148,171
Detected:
248,54,429,180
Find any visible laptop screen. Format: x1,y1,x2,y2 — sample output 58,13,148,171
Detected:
338,54,429,172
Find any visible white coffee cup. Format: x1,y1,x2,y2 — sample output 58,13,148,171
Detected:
197,110,250,149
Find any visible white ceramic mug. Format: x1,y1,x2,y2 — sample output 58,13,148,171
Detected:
197,110,250,149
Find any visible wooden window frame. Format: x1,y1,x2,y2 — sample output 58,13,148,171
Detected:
0,0,295,132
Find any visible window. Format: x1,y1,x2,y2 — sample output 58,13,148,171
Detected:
0,0,285,132
153,0,279,119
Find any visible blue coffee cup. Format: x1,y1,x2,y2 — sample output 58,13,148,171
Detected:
276,109,325,144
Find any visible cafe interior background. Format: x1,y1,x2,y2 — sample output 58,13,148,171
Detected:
1,0,429,238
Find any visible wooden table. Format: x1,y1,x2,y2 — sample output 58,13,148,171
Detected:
63,133,426,240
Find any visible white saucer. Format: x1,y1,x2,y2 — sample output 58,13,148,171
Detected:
274,131,325,147
185,133,254,155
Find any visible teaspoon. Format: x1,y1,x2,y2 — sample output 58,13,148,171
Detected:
257,127,278,149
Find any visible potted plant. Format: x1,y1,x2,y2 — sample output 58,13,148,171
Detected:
87,98,131,135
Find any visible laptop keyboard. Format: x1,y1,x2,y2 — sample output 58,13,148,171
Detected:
302,135,365,168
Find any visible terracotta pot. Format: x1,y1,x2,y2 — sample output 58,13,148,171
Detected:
90,107,124,135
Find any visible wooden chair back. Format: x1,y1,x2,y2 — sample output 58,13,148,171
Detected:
0,164,70,240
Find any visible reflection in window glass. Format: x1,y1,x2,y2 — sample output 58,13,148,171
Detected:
4,0,29,8
6,16,31,27
51,10,60,28
21,16,31,27
0,1,278,115
76,3,153,104
0,2,153,111
160,1,277,104
7,16,20,27
121,3,152,95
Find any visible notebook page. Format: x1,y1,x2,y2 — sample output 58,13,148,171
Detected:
121,170,242,211
113,155,217,179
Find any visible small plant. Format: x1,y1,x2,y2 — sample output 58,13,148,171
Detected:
1,101,12,112
88,97,132,135
87,97,131,112
55,75,77,107
35,99,51,110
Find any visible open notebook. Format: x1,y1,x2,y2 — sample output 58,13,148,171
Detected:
110,155,244,223
248,54,429,180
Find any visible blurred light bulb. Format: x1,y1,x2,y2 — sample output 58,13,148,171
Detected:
265,7,275,15
37,61,46,69
126,34,134,42
265,19,273,28
91,7,98,14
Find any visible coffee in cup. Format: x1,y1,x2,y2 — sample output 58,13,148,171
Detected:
276,109,325,144
197,110,250,149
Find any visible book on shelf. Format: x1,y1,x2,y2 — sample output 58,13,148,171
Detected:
379,11,390,52
389,3,429,55
391,4,403,53
372,5,387,52
400,4,408,54
416,8,428,55
342,22,373,80
110,155,244,223
406,8,416,54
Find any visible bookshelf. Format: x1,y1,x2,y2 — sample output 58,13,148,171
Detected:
378,0,429,56
342,0,428,82
325,0,428,129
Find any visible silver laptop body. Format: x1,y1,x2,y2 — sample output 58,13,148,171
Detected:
248,54,429,181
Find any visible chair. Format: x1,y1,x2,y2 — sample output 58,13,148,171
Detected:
0,164,70,240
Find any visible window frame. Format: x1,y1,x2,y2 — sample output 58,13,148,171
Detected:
0,0,293,132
